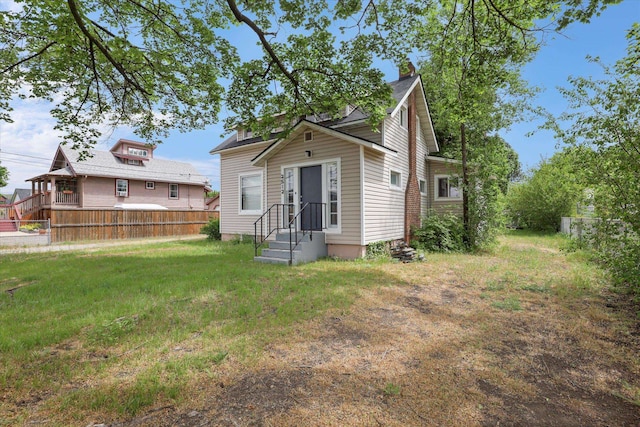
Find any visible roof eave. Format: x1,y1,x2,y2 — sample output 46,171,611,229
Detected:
209,139,273,155
426,155,461,164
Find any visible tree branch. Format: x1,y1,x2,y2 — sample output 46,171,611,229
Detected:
226,0,298,89
66,0,149,95
1,41,57,74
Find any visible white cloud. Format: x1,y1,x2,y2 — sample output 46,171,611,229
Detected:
0,100,62,193
0,98,137,194
0,0,23,13
0,98,222,195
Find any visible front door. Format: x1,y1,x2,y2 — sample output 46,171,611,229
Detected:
300,165,322,230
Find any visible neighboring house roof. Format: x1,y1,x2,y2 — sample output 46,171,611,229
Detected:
10,188,32,203
210,73,438,155
205,195,220,211
28,144,208,186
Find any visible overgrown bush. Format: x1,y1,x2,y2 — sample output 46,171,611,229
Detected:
200,217,221,240
505,151,583,231
366,240,391,259
412,212,465,252
590,224,640,297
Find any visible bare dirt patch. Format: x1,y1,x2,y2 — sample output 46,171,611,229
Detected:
113,261,639,426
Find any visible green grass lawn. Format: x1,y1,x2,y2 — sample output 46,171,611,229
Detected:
0,238,391,422
1,232,637,426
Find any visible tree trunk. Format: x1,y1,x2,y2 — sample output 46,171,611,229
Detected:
461,122,470,248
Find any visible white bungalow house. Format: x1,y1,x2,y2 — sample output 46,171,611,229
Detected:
210,65,462,264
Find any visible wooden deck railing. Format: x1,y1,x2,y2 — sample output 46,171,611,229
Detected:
55,192,79,205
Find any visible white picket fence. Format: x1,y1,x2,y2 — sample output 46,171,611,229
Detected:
561,217,626,240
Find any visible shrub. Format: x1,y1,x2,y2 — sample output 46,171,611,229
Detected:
412,212,465,252
366,241,391,260
200,217,221,240
505,151,583,232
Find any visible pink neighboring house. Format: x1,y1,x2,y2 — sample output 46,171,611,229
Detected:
27,139,210,210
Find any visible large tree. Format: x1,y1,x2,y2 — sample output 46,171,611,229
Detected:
0,0,619,155
417,0,548,248
549,23,640,291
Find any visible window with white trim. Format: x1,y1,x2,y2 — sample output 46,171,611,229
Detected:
435,175,462,199
283,168,295,223
128,147,148,157
399,106,408,129
240,173,262,214
390,170,402,190
169,183,179,199
116,179,128,197
419,179,426,194
146,181,155,190
327,161,338,228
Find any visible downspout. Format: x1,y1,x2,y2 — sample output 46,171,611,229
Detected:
360,145,365,248
426,158,432,212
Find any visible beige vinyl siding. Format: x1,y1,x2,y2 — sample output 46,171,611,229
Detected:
362,151,405,243
219,144,268,235
426,161,463,216
362,106,409,243
265,128,362,246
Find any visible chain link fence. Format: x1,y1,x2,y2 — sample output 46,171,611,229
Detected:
0,219,51,247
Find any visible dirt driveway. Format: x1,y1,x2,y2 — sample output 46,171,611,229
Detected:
113,243,640,426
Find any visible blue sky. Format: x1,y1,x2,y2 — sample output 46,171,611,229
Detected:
0,0,638,194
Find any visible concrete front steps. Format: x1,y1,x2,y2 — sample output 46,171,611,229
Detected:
255,231,327,265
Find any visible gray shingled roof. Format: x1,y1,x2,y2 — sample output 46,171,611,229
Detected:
210,74,422,154
11,189,32,203
56,145,208,186
388,74,420,112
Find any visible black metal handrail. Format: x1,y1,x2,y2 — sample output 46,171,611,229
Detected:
254,203,295,256
254,202,326,263
285,202,326,263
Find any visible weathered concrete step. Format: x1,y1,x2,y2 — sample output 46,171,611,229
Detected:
261,248,301,260
267,240,298,250
275,231,324,242
253,256,291,265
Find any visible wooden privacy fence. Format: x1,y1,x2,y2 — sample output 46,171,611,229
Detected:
48,209,218,243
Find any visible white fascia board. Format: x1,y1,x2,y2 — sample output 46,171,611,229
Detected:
426,155,462,164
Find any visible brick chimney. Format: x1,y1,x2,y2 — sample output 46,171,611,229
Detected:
405,89,421,244
399,60,416,80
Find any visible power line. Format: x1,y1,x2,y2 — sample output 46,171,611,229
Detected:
0,150,52,161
